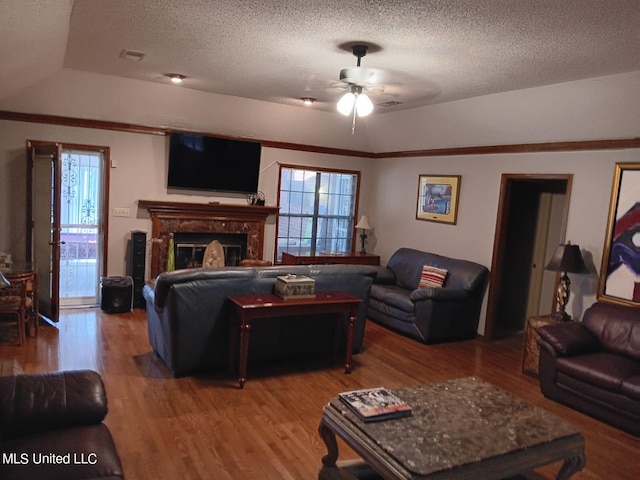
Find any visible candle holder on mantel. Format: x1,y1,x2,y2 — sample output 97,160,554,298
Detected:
355,216,372,254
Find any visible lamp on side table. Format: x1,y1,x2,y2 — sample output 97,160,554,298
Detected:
355,215,372,254
545,241,588,322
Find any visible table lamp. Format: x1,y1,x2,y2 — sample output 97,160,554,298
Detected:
355,216,372,254
545,241,588,321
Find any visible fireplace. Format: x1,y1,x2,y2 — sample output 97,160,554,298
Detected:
139,200,279,278
173,232,247,268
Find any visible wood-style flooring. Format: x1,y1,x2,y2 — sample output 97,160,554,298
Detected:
1,308,638,480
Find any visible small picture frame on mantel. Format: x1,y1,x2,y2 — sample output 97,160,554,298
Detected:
416,175,461,225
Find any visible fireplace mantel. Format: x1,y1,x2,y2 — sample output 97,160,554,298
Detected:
139,200,278,278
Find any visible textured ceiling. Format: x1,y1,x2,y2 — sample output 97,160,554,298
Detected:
2,0,640,114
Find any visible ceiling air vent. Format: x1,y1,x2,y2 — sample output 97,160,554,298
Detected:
119,49,146,62
378,101,403,107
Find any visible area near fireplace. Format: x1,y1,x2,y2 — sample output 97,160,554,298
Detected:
138,200,279,278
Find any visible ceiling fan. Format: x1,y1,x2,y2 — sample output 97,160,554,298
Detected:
335,44,385,133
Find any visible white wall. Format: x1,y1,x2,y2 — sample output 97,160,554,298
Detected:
368,71,640,152
1,69,639,336
0,120,371,278
370,150,639,334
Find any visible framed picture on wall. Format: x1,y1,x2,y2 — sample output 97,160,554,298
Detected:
415,175,461,225
598,162,640,306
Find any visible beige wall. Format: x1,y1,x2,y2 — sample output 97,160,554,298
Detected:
1,69,639,335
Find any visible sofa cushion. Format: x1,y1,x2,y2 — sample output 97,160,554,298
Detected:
536,322,600,356
370,284,414,313
556,352,640,392
582,302,640,361
418,265,448,289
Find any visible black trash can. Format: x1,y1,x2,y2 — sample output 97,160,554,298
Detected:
100,276,133,313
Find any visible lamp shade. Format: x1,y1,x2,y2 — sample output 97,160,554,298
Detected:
355,93,373,117
337,92,355,116
545,243,588,273
355,215,372,230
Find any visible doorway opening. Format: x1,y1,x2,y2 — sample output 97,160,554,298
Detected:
59,149,105,308
484,174,571,340
28,141,109,322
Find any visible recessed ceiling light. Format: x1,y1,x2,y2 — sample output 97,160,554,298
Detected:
301,97,317,105
165,73,185,84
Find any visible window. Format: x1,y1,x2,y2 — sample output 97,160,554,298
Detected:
276,166,359,261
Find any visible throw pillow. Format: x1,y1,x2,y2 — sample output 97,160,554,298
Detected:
418,265,448,289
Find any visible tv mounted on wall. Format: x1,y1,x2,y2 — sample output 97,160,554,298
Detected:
167,132,261,194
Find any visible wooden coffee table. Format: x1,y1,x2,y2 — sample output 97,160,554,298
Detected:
318,377,585,480
228,292,361,388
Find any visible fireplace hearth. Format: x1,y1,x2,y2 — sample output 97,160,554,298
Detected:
139,200,279,278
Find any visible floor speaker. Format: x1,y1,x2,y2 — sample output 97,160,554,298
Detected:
100,276,133,313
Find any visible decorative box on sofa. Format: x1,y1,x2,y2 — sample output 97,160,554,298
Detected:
0,370,125,479
367,247,489,344
536,301,640,436
143,264,377,377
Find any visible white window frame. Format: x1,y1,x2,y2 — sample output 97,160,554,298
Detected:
275,165,360,261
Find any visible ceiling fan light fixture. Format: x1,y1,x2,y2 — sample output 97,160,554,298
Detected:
337,92,355,115
356,92,373,117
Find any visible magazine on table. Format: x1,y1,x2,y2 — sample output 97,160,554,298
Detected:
338,387,412,422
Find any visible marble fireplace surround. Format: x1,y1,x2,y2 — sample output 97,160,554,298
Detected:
139,200,279,278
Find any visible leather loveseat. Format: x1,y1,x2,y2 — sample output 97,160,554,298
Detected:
0,370,125,479
367,247,489,344
537,301,640,436
143,264,377,377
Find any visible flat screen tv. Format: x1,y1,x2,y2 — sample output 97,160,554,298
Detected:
167,132,261,194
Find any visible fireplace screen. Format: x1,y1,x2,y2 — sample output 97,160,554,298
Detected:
173,233,247,268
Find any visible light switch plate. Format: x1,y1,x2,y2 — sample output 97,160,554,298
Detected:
113,207,130,217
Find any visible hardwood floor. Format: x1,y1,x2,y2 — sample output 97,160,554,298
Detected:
1,308,638,480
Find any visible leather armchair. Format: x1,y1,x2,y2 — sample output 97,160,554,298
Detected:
0,370,124,479
537,302,640,436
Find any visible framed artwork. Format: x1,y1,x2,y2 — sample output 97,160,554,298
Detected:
416,175,461,224
598,162,640,306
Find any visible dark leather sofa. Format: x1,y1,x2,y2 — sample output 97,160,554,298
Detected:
0,370,125,479
143,264,377,377
537,301,640,436
367,247,489,343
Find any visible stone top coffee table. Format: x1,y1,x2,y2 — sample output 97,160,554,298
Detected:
318,377,585,480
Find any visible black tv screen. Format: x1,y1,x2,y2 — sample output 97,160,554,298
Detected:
167,132,261,194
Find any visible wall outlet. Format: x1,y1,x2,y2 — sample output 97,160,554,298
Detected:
113,207,130,217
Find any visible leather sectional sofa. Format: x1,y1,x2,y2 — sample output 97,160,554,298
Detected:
537,301,640,436
367,247,489,344
143,264,377,377
0,370,124,479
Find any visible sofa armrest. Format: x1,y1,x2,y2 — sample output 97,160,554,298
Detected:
372,266,396,285
536,322,600,357
0,370,108,440
409,287,469,302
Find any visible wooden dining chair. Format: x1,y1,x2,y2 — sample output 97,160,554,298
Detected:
0,272,27,345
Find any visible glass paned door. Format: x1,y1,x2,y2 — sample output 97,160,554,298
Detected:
59,150,103,307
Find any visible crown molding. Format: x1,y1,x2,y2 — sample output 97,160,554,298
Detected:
2,110,637,158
